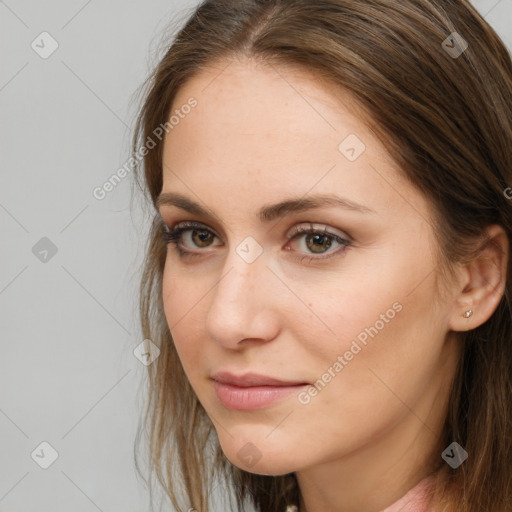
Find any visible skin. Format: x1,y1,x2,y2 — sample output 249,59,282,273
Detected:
157,55,508,512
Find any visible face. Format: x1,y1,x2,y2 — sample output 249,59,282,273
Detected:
157,56,461,478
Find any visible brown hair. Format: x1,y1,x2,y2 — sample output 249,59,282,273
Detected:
132,1,512,510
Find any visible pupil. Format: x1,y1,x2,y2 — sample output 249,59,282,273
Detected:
308,233,331,253
193,229,211,247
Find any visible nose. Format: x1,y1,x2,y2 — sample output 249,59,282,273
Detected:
204,246,281,350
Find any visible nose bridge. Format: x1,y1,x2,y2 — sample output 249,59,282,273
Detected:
205,243,278,345
209,246,264,319
215,233,269,304
223,258,258,301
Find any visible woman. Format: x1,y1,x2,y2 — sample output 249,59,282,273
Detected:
132,1,512,511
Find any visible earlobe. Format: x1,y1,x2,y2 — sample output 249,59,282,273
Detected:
449,224,509,332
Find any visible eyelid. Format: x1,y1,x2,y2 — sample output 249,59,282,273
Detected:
166,220,221,238
286,222,350,240
164,220,350,241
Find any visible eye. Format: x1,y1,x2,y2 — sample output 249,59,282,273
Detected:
161,221,221,257
286,223,351,261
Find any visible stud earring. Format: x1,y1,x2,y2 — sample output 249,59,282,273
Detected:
463,309,473,318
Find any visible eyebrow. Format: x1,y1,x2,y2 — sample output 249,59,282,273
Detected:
156,191,376,222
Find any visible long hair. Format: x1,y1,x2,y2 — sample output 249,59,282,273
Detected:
132,1,512,510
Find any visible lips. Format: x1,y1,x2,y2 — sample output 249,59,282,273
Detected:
210,371,310,410
210,371,308,387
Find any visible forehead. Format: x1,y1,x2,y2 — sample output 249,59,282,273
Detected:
160,57,427,224
166,56,368,158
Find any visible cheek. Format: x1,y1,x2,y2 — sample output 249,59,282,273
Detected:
309,249,444,386
161,264,204,369
310,272,446,418
162,259,200,322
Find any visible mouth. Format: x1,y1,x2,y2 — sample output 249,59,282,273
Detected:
210,371,309,410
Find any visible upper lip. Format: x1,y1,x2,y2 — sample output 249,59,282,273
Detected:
211,371,308,387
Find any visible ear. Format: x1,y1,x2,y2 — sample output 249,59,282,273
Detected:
449,224,509,332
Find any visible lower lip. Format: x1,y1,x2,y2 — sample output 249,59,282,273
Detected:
213,380,308,410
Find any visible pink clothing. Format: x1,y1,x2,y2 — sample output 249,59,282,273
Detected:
381,476,435,512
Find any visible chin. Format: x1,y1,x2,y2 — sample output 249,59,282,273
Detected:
217,433,301,476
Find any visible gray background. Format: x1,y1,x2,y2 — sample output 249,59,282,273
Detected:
0,1,510,511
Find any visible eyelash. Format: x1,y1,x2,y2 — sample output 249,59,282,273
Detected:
160,220,351,263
